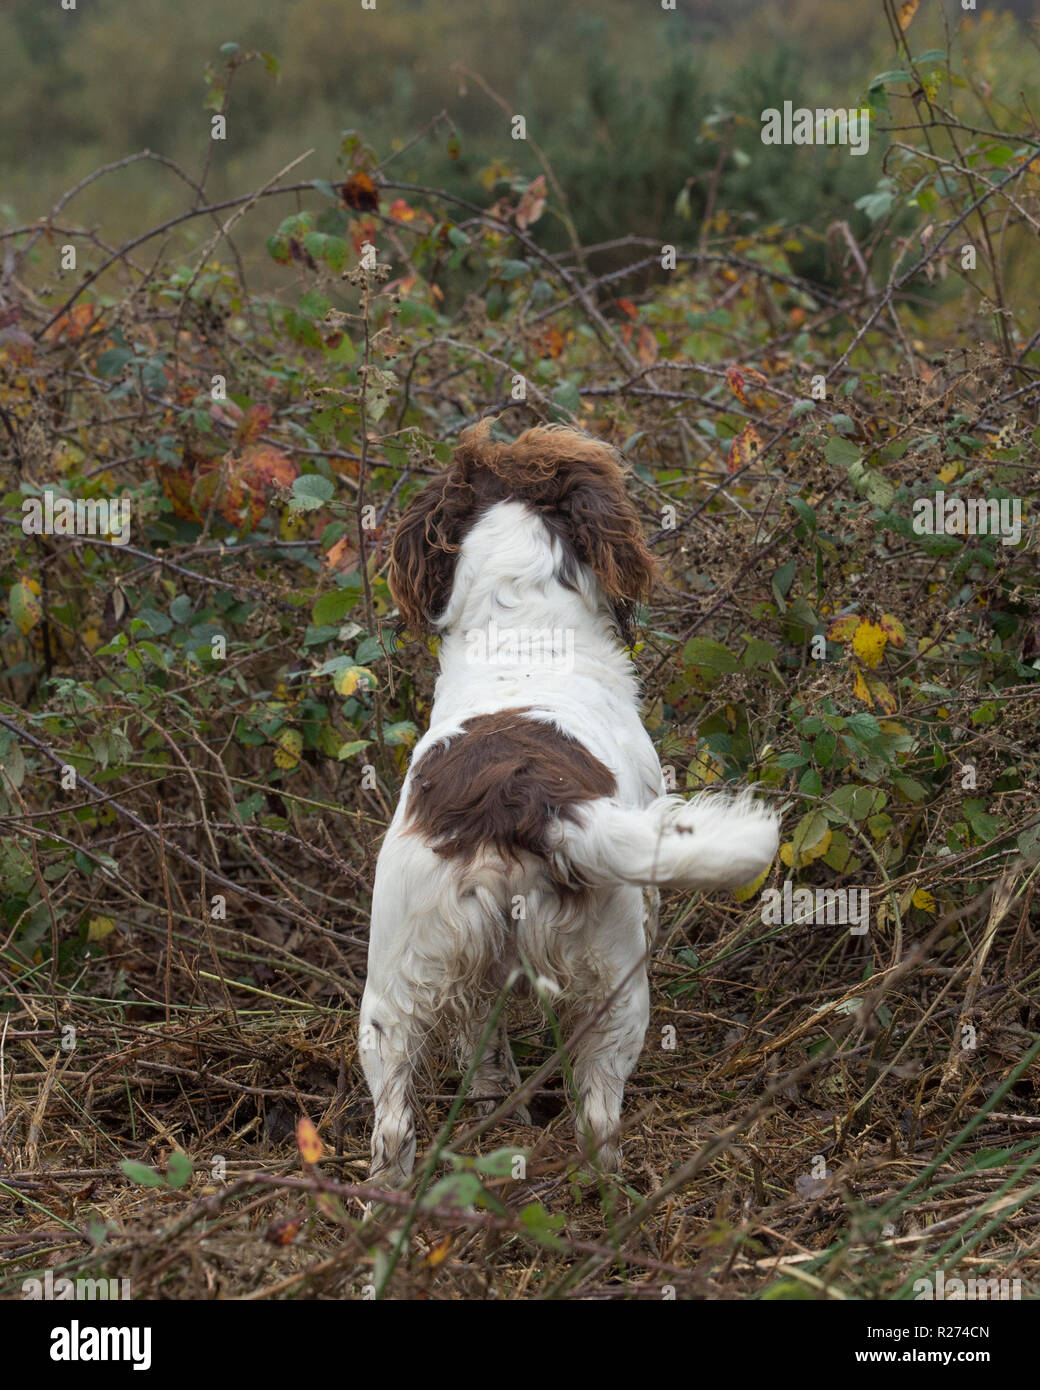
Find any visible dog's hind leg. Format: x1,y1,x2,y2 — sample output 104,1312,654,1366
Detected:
359,983,424,1185
465,1019,531,1124
568,896,650,1173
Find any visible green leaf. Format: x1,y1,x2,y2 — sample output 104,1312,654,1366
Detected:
421,1171,484,1210
742,637,778,669
551,380,581,418
291,474,335,510
96,348,134,378
870,69,912,86
165,1151,194,1189
682,638,739,675
383,720,418,746
120,1160,164,1188
824,436,862,468
473,1147,525,1178
814,730,837,768
311,588,360,626
519,1201,567,1250
893,776,927,803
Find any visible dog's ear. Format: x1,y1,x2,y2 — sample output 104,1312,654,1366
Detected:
564,471,659,615
388,473,465,634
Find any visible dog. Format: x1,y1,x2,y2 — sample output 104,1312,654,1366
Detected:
359,420,779,1182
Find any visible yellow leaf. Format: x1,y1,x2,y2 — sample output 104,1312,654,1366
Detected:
688,749,725,785
803,827,832,864
897,0,920,29
733,863,771,901
274,728,302,769
852,667,874,707
879,614,906,648
9,581,42,635
852,620,887,669
937,460,960,484
779,841,795,867
789,811,831,867
87,915,116,942
911,888,937,914
426,1236,452,1267
333,665,374,697
296,1116,323,1165
865,675,897,715
827,615,859,643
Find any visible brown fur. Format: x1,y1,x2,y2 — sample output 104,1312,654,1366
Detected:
388,420,659,640
405,708,616,870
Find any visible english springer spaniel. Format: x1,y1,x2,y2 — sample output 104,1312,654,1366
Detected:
360,420,779,1182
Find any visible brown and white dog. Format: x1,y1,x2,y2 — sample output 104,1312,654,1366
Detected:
360,421,779,1182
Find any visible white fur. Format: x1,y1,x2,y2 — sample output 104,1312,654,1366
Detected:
361,500,779,1181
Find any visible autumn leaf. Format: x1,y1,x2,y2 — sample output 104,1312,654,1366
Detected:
616,299,638,320
10,581,42,635
274,728,302,769
87,915,116,942
911,888,937,914
425,1236,452,1267
636,324,658,367
852,667,873,707
865,675,897,714
725,366,770,407
296,1116,323,1165
854,668,897,713
727,423,764,475
852,620,888,669
44,303,102,344
323,537,360,573
897,0,919,30
828,614,859,643
514,174,547,230
879,614,906,648
341,171,379,211
234,403,273,447
265,1216,302,1246
733,863,771,901
534,325,565,359
333,665,375,697
388,198,417,222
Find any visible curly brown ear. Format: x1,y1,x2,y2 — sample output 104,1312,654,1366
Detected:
565,476,659,615
387,473,464,634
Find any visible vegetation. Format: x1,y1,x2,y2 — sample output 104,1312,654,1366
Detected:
0,0,1037,1300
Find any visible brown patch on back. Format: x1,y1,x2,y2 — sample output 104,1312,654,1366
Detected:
405,708,616,868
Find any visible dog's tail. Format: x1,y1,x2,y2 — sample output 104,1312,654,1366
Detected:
551,791,780,892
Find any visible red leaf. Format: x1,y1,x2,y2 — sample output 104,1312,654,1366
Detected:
726,423,764,475
341,171,379,211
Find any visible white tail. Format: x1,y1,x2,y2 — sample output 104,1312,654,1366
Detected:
552,791,780,892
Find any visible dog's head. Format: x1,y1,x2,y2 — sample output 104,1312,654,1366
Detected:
388,419,658,640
